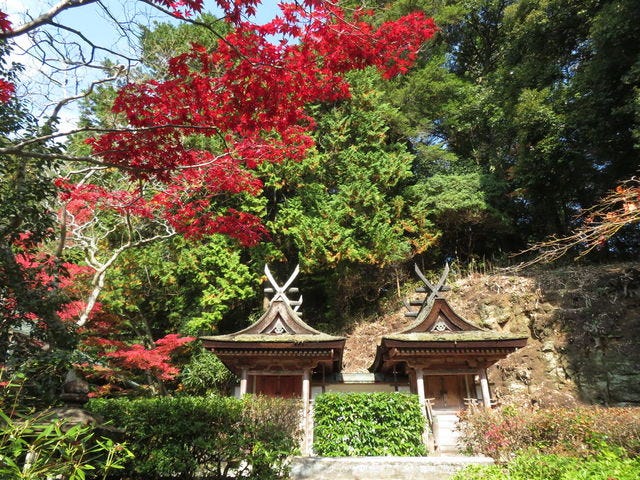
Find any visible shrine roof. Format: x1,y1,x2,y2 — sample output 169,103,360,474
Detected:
400,296,481,334
201,298,345,345
202,263,346,375
382,330,529,343
202,265,345,352
370,264,528,373
201,333,344,344
377,278,527,346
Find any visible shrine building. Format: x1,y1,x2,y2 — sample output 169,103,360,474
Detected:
201,263,527,453
370,264,528,415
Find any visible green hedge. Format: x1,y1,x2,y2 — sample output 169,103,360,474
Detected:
88,395,300,479
312,392,426,456
451,450,640,480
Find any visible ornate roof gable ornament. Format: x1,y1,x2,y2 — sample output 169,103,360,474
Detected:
403,263,451,318
264,264,303,313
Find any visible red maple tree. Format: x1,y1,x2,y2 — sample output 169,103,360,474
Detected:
2,0,436,249
105,333,195,382
1,0,437,391
85,0,437,246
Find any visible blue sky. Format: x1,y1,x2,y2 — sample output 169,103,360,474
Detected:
1,0,280,129
4,0,279,63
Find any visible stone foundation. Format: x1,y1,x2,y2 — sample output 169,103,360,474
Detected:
290,455,494,480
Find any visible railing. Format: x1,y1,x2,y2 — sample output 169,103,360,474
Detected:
464,397,480,412
425,397,435,452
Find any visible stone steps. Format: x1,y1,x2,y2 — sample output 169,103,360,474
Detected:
432,413,461,455
290,456,493,480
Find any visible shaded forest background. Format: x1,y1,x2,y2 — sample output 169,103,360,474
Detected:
1,0,639,404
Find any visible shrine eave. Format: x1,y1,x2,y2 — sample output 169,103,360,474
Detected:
201,334,345,344
370,334,527,373
382,331,529,345
202,338,345,375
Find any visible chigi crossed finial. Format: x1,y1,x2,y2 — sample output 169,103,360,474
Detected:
263,264,303,313
403,263,450,318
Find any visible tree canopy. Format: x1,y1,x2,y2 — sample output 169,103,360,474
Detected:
1,0,639,400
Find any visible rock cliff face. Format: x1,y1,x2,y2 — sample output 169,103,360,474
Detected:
341,262,640,406
446,263,640,407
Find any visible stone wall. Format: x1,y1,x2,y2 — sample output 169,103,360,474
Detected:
290,456,494,480
448,263,640,406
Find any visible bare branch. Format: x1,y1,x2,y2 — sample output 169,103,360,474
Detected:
75,225,176,326
0,124,221,153
44,70,126,130
510,177,640,271
0,0,101,40
46,20,139,65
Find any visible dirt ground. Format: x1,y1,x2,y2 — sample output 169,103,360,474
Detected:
340,262,640,406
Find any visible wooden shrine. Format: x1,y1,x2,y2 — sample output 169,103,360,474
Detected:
370,264,527,412
201,265,345,453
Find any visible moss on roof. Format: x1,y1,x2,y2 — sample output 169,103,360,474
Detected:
201,333,345,344
383,331,528,342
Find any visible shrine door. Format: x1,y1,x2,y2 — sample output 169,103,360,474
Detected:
425,375,465,410
253,375,302,398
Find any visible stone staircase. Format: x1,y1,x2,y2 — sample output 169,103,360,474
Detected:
432,411,461,455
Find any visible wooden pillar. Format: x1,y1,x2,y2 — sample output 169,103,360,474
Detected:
415,367,427,417
302,368,311,456
240,368,248,396
415,367,434,452
302,368,311,412
479,368,491,408
464,374,471,400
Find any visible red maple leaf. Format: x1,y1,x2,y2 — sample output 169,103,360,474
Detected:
105,334,195,381
86,3,436,242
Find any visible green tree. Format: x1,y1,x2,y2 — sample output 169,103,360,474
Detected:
259,69,434,320
265,70,418,269
383,0,640,258
99,235,260,337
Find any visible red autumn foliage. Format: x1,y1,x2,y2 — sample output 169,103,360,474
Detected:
151,0,205,17
87,1,437,245
0,10,11,33
105,333,195,381
0,11,14,102
56,178,154,225
0,78,13,103
6,234,96,325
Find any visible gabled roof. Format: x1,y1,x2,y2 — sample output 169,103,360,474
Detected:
201,299,344,344
201,299,345,374
394,296,527,341
201,265,345,374
370,265,527,374
400,297,481,334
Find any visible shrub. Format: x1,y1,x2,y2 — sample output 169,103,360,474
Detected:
451,451,640,480
178,350,236,395
240,395,303,478
0,408,132,480
456,406,524,461
88,395,300,479
312,392,426,456
458,406,640,461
